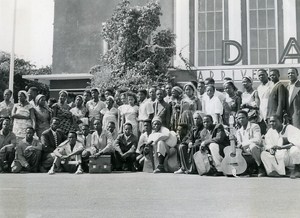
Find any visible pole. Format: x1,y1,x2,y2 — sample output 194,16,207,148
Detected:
9,0,17,93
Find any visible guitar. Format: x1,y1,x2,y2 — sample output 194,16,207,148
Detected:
221,115,247,176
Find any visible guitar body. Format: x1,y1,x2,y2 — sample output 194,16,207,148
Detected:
221,146,247,175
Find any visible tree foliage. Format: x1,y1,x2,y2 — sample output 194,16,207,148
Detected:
0,51,51,101
90,0,175,91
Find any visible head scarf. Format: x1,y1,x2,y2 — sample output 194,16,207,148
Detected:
76,95,83,101
35,94,45,105
59,90,68,96
91,87,100,93
242,76,253,84
152,116,162,124
223,81,238,91
171,86,183,96
183,82,197,93
18,90,28,102
106,95,115,102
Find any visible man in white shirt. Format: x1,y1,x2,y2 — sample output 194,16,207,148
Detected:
203,85,223,124
86,88,106,129
137,89,154,133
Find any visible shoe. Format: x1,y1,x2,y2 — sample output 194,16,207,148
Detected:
75,167,83,175
268,171,281,177
174,168,185,174
257,166,266,177
48,167,55,175
153,165,165,174
213,171,224,176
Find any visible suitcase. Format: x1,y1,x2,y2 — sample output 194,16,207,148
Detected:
89,155,112,173
193,151,211,175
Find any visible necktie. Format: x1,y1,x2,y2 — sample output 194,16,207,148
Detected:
84,136,87,147
54,132,58,147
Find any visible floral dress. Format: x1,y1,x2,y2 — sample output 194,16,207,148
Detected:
223,94,241,126
52,103,74,135
12,103,33,138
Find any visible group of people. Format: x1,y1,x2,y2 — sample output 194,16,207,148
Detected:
1,67,300,178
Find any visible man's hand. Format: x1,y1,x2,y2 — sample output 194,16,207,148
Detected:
61,155,69,160
188,142,194,149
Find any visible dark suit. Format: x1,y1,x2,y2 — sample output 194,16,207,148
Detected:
287,80,300,129
40,128,66,170
266,82,288,121
153,100,171,128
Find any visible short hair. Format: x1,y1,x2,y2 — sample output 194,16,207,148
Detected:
269,114,281,121
143,119,152,125
205,78,215,85
203,115,213,122
289,67,298,75
237,110,248,118
48,98,57,104
138,89,147,96
105,87,114,95
83,90,91,95
198,81,205,85
270,69,280,76
206,84,215,91
26,127,35,133
4,89,12,95
68,131,77,138
28,87,38,93
124,122,133,129
107,121,116,126
257,69,267,74
193,110,203,118
50,117,60,123
177,123,188,130
93,119,102,125
127,92,137,103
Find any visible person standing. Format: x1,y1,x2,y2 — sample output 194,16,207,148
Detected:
266,69,288,123
86,88,106,129
0,89,14,126
287,67,300,129
137,89,154,134
34,94,52,139
153,89,171,128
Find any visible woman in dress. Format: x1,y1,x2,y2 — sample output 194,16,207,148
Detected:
180,83,202,130
118,92,128,132
100,96,119,132
52,90,74,135
241,76,260,123
222,81,241,126
11,90,36,141
120,92,139,137
70,95,88,130
169,86,184,131
34,94,52,138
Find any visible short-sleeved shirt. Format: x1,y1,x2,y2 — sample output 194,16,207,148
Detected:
86,100,106,120
0,101,14,118
138,99,154,121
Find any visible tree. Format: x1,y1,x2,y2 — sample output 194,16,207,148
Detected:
0,51,51,101
90,0,176,91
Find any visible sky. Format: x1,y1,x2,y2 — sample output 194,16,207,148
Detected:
0,0,54,67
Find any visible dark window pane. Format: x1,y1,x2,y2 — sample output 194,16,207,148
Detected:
207,32,215,49
258,10,266,28
249,11,257,28
199,0,206,12
198,13,206,30
215,0,222,10
268,49,276,64
250,49,258,64
259,49,268,64
259,30,267,48
250,30,258,48
215,12,222,30
198,51,206,66
249,0,257,9
207,12,215,30
258,0,266,9
215,31,222,48
207,0,214,11
207,51,215,65
267,10,275,28
198,32,206,50
267,0,274,8
268,29,276,48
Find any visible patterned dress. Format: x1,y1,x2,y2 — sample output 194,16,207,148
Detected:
52,103,74,135
223,94,241,126
121,105,139,137
34,106,51,138
12,103,33,139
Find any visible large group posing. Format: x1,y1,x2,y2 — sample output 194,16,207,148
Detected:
1,67,300,179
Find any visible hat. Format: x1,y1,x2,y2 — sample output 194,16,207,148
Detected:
59,90,68,96
171,86,183,95
183,82,197,93
91,88,100,93
152,116,162,123
35,94,45,105
242,76,253,84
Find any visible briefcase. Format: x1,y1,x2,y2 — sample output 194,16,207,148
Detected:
89,155,111,173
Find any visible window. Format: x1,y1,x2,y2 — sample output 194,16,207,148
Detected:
196,0,224,66
247,0,278,64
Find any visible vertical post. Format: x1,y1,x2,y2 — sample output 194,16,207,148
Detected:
9,0,17,93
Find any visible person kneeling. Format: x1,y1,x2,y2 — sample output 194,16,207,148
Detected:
11,127,42,173
114,123,138,171
261,115,300,179
48,131,84,175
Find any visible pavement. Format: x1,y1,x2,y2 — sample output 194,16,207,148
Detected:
0,172,300,218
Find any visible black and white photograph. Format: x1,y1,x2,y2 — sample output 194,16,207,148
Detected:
1,0,300,217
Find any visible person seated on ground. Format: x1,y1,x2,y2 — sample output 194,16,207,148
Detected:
136,119,153,171
175,111,204,174
48,131,84,175
114,123,138,171
107,121,118,140
40,117,66,172
149,116,178,173
0,118,17,172
77,124,94,172
235,110,265,177
199,115,230,176
261,115,300,179
90,119,114,165
11,127,42,173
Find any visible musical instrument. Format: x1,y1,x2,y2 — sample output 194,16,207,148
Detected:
221,115,247,176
